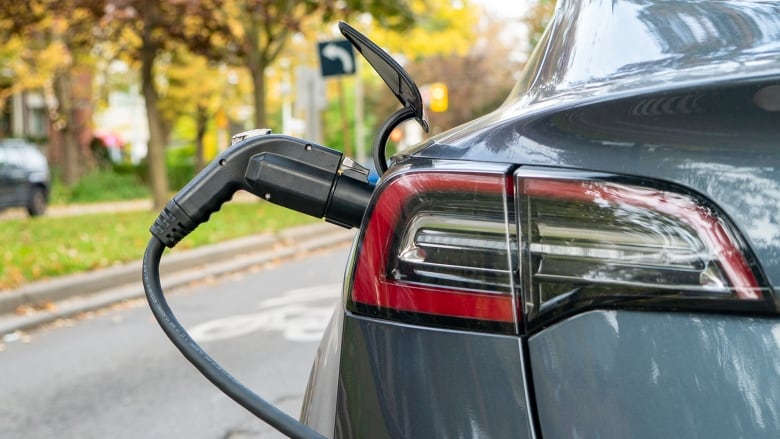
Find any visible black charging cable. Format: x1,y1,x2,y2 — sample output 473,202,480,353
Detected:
141,132,373,438
143,237,323,438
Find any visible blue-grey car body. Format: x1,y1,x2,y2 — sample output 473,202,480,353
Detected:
301,0,780,437
529,310,780,438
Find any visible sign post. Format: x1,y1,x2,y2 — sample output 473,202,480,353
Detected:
317,40,358,157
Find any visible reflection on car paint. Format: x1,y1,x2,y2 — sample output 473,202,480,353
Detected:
530,310,780,438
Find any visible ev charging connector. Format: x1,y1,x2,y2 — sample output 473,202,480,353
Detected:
150,131,373,248
143,131,374,439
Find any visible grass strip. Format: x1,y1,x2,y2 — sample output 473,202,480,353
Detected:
1,201,316,291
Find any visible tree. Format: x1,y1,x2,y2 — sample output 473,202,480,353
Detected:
159,47,249,171
0,0,104,185
348,0,486,139
0,37,61,114
101,0,417,209
377,10,519,135
216,0,415,130
102,0,228,209
160,49,219,171
362,0,478,60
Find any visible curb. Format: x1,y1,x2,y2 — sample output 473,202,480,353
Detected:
0,223,356,336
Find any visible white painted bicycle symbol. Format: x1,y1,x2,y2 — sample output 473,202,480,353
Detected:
188,284,340,343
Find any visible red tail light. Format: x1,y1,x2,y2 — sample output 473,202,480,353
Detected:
350,167,519,333
349,164,772,334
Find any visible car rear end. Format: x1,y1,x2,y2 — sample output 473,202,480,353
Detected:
0,139,50,216
302,1,780,437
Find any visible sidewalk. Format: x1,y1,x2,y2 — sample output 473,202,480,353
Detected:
0,222,356,336
0,191,258,220
0,199,146,220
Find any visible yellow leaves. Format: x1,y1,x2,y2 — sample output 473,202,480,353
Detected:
0,34,69,99
0,37,25,61
71,7,92,23
209,32,228,49
226,17,246,41
0,8,86,102
28,1,48,19
118,26,143,50
41,40,71,68
51,15,69,35
181,14,205,35
156,44,252,139
0,265,24,290
15,301,56,315
360,0,480,60
410,1,428,16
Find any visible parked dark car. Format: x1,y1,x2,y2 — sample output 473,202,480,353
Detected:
298,1,780,438
0,138,50,216
143,0,780,437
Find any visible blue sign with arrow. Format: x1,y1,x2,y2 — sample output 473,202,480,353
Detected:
318,40,356,78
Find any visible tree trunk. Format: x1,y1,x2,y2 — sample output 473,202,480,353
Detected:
195,104,208,171
250,63,267,129
53,69,80,186
141,44,169,211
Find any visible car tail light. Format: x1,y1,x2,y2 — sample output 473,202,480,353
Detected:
517,168,771,327
350,167,519,333
349,165,773,334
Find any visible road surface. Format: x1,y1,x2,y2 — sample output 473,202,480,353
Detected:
0,246,350,438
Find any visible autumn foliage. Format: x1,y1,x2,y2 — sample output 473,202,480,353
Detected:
0,0,551,206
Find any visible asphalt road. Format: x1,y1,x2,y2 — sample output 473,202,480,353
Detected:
0,246,350,439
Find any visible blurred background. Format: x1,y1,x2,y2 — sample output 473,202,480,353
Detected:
0,2,556,436
0,0,555,290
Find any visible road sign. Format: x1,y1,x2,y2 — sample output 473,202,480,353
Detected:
429,82,448,112
318,40,356,77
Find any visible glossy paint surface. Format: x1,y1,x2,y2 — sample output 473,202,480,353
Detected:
334,314,534,439
424,84,780,288
414,0,780,288
529,310,780,438
300,306,344,437
308,2,780,438
515,0,780,104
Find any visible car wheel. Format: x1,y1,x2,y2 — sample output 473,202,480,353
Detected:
27,186,47,217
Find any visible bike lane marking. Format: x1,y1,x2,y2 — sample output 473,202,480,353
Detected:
188,284,341,343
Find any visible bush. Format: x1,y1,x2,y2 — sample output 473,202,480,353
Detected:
167,163,196,190
51,169,150,204
112,159,195,191
50,149,198,204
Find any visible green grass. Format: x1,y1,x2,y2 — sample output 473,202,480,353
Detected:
50,169,151,204
0,201,316,291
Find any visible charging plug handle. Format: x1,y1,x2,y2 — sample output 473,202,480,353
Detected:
150,134,373,248
144,133,372,438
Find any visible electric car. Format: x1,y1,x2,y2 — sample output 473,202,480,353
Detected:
299,1,780,438
0,138,49,216
144,0,780,437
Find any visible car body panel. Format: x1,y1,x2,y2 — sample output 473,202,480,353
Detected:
529,310,780,438
410,0,780,289
333,314,534,439
300,305,344,438
0,139,50,212
516,0,780,106
301,1,780,437
416,81,780,290
407,2,780,290
0,143,29,205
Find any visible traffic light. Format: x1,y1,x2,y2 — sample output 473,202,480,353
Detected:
430,82,448,112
